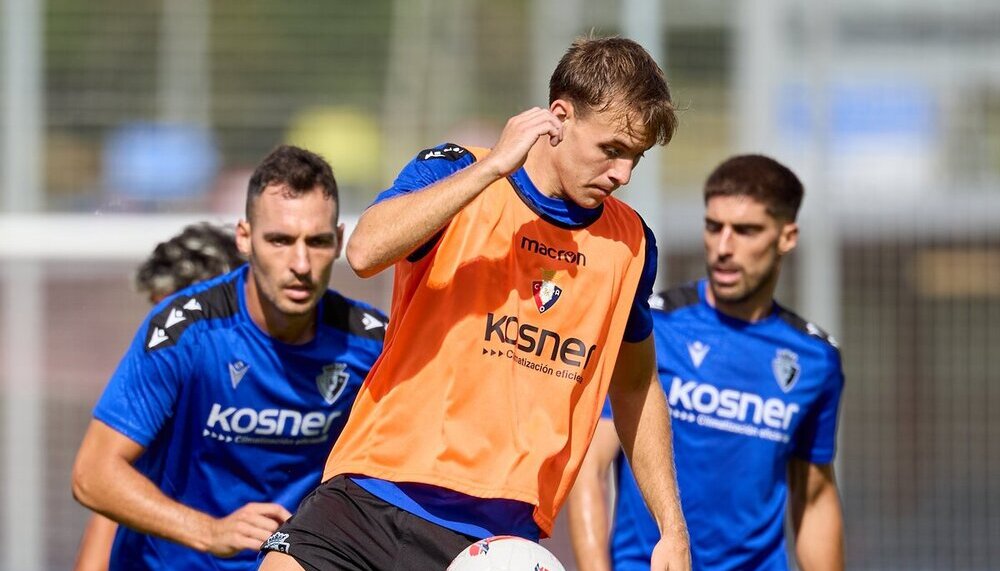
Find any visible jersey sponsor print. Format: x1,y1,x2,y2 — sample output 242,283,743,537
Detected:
605,280,843,571
94,266,385,571
324,143,658,539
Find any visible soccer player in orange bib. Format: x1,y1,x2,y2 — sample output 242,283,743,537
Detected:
260,37,691,571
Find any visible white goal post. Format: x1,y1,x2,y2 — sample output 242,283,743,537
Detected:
0,213,360,261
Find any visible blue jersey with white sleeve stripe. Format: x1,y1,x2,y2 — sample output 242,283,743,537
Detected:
94,265,385,571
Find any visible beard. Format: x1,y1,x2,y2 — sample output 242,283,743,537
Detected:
706,262,778,306
249,264,320,318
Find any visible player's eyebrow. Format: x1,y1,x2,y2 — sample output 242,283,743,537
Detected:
262,231,336,241
607,137,647,157
262,231,293,241
704,216,765,230
305,232,337,244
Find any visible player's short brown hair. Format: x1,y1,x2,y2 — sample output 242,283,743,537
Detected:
246,145,339,221
549,36,677,146
703,155,804,221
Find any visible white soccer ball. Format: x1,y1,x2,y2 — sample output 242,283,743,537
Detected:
447,536,567,571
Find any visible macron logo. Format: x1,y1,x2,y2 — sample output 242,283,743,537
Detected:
420,145,467,161
229,361,250,389
165,308,186,329
519,236,587,267
147,328,169,348
687,341,710,368
361,313,385,331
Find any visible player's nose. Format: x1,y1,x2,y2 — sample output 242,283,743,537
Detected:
608,160,633,187
717,228,734,256
290,242,311,275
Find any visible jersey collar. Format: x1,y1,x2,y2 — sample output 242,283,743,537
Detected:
698,279,779,328
507,167,603,229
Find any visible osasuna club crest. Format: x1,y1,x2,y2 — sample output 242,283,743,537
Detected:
532,269,562,314
316,363,350,405
772,349,801,393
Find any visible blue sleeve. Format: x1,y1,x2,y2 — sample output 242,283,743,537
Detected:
372,143,476,206
92,320,189,448
623,218,658,343
793,349,845,463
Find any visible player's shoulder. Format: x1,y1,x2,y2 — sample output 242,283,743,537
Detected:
600,195,642,222
414,142,481,163
773,303,841,354
319,290,388,342
592,197,652,249
143,267,243,353
649,282,701,316
394,143,481,189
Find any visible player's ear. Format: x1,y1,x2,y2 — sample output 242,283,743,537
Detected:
236,219,252,256
778,221,798,256
550,99,572,122
334,222,345,259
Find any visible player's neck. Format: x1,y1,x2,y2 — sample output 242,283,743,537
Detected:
523,143,562,199
705,281,777,323
243,274,317,345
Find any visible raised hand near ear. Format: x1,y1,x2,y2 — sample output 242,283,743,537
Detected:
481,107,564,179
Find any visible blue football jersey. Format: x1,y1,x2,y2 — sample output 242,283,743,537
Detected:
93,265,386,571
604,280,844,571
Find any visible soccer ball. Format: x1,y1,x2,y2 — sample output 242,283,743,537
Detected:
447,536,566,571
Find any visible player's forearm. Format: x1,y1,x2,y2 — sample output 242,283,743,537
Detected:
73,458,215,552
567,472,612,571
73,514,117,571
346,159,505,277
611,385,686,537
794,486,845,571
569,419,622,571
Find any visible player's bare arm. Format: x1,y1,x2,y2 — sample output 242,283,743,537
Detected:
73,514,116,571
789,459,845,571
567,418,619,571
346,107,563,277
72,419,292,557
607,335,691,571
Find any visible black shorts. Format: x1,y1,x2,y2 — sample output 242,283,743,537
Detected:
260,475,479,570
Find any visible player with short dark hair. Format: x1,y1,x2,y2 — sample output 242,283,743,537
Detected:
74,222,245,571
245,145,339,221
71,145,387,571
260,36,691,571
568,154,845,571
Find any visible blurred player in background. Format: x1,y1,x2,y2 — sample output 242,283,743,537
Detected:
568,155,845,571
261,36,690,571
135,222,246,304
73,222,245,570
71,145,387,570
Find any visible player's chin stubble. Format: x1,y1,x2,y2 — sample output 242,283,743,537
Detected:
707,265,776,306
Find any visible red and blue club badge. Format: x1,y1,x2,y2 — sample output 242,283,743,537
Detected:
532,269,562,314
